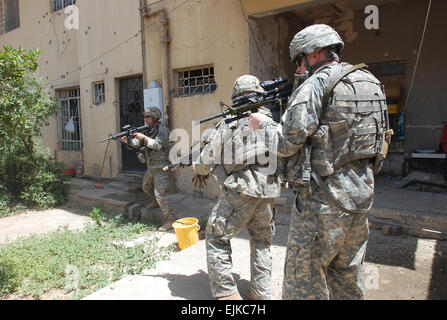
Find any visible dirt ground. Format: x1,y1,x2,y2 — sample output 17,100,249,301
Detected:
1,203,446,300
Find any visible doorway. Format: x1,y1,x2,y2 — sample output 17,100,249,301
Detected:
119,76,146,172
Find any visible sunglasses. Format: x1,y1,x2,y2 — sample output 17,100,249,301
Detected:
294,54,305,67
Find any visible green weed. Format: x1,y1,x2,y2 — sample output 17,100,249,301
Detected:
0,212,174,299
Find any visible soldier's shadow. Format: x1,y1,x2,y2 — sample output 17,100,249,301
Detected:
143,270,251,300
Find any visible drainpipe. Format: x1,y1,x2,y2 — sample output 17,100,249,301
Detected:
159,10,171,129
139,0,148,89
142,7,171,129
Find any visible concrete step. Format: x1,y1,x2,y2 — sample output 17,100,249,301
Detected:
118,172,144,182
108,180,142,193
67,178,147,215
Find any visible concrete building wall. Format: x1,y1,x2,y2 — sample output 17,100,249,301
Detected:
142,0,312,197
0,0,143,177
1,0,444,197
143,0,252,197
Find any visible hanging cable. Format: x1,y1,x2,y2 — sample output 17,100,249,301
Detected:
402,0,432,115
48,0,192,86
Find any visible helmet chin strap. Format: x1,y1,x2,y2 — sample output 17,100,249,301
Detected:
294,50,341,88
304,55,333,75
293,72,310,89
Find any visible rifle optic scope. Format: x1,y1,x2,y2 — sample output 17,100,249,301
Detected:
260,77,288,91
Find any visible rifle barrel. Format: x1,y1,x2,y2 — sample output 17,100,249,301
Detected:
97,136,113,143
199,111,229,124
98,124,151,143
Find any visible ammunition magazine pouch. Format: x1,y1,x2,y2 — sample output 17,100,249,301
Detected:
373,128,394,175
311,171,369,215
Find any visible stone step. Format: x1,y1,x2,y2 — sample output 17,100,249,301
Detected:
108,180,142,193
118,172,144,182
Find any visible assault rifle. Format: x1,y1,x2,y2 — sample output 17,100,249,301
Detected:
197,77,292,125
163,141,203,172
163,141,211,189
98,124,151,150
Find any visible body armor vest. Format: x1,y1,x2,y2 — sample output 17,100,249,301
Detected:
310,63,390,177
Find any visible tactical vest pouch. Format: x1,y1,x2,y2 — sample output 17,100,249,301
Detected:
149,151,169,161
373,128,394,174
330,93,387,169
137,151,146,164
278,148,308,184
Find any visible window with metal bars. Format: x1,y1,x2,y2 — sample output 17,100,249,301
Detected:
176,66,217,97
0,0,20,34
93,82,105,105
59,88,83,151
53,0,76,12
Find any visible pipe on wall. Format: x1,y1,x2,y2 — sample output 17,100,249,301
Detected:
139,0,148,89
142,6,171,129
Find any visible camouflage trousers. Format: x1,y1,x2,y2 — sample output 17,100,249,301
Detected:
142,167,175,221
206,188,276,299
282,189,369,300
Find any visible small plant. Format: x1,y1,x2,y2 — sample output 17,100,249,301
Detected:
89,207,107,227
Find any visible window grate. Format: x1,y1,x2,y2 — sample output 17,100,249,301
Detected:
94,82,105,105
53,0,76,12
59,88,83,151
0,0,20,34
177,66,217,97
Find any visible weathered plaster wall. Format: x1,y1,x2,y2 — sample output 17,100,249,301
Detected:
144,0,251,197
0,0,143,176
248,13,301,81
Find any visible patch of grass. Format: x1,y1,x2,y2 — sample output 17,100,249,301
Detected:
0,208,174,300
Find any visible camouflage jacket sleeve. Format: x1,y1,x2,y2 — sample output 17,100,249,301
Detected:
262,72,329,158
146,125,169,151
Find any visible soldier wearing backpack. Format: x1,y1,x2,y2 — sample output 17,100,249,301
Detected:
250,24,392,300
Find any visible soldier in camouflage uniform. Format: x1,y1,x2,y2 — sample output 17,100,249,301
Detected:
250,24,390,299
193,75,281,300
127,107,177,232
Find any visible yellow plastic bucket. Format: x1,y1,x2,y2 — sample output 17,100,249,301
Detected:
172,217,200,250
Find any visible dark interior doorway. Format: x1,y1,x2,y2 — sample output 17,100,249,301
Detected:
119,76,146,172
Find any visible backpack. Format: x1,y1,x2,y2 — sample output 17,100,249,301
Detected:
311,63,394,214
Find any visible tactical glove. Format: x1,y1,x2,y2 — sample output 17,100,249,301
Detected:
192,174,209,189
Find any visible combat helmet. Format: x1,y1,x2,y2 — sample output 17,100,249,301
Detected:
144,107,162,119
289,24,344,64
231,75,265,100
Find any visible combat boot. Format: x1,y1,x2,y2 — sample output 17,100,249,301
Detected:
247,292,264,300
146,201,160,209
158,219,176,232
216,292,242,300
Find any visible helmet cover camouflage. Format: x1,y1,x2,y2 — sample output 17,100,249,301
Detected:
289,24,344,62
144,107,162,119
231,75,265,100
